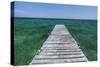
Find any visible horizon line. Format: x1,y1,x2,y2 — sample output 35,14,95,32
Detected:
12,16,97,20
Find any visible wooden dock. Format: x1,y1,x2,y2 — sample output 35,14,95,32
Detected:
30,25,88,64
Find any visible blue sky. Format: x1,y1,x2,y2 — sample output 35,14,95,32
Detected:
13,1,97,19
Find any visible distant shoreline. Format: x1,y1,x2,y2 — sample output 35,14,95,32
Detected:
12,17,97,21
